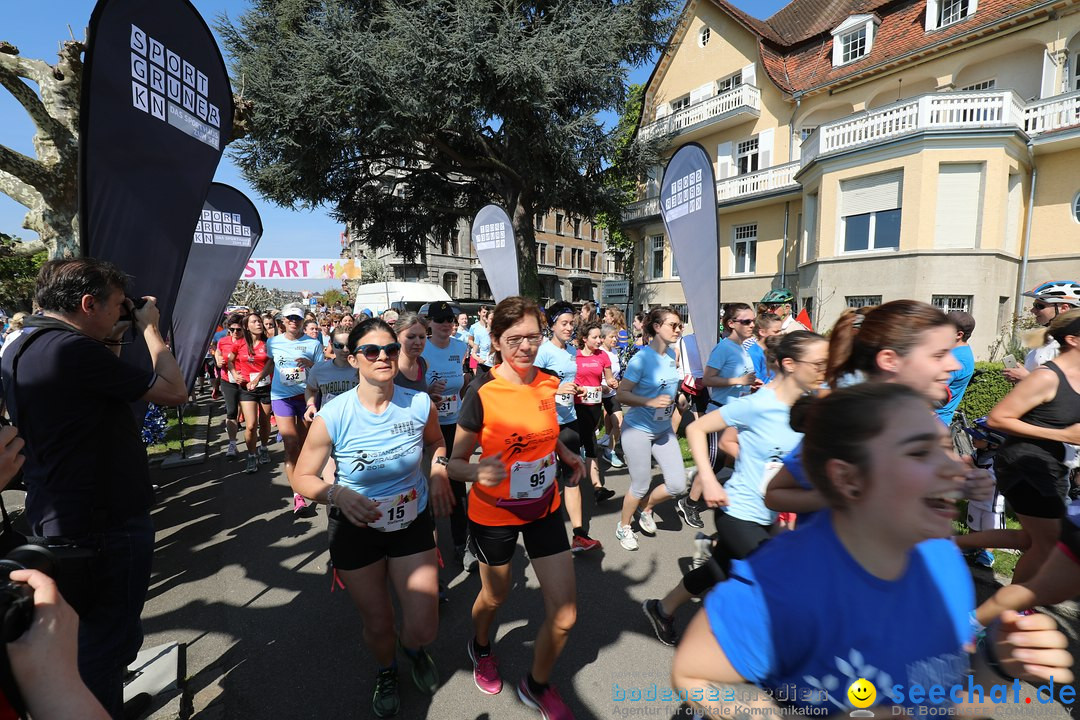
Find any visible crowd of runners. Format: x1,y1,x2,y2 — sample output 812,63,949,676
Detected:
187,282,1080,720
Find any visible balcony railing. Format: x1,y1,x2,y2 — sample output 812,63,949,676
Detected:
1024,89,1080,134
622,196,661,223
717,161,800,202
640,84,761,142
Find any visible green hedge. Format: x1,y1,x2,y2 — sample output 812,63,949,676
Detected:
957,361,1013,421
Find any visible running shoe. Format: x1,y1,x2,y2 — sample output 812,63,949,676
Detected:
607,451,625,469
642,599,679,647
691,532,712,570
676,496,704,529
571,535,602,553
244,455,257,474
517,677,573,720
457,543,480,573
372,668,400,718
593,487,616,503
400,642,439,694
636,509,657,535
467,640,502,695
226,440,238,460
257,445,271,465
615,522,639,551
293,493,317,517
973,550,995,568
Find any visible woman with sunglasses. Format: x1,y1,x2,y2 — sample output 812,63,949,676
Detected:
304,327,361,424
393,313,430,394
232,312,274,473
449,297,583,719
421,302,473,569
291,318,453,718
641,331,828,646
700,303,758,471
672,384,1073,718
614,307,686,551
215,312,246,460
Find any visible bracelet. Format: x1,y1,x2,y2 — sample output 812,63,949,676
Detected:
102,339,131,346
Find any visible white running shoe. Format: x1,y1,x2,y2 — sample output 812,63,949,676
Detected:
637,509,658,535
226,440,238,459
615,522,639,551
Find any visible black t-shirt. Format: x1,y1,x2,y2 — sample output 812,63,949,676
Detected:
1,327,155,537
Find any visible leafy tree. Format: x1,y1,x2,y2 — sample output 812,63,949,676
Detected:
0,231,47,312
595,82,648,270
229,280,298,311
320,288,346,307
221,0,674,297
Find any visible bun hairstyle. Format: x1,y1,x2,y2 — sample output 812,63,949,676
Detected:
347,317,395,353
795,383,929,508
644,306,677,339
576,320,603,348
722,303,753,334
1044,308,1080,349
765,330,826,376
826,300,949,388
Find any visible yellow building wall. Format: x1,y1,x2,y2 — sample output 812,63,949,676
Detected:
1030,146,1080,257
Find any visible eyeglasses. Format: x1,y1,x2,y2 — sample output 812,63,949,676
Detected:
228,327,243,333
352,342,401,361
502,333,543,348
1032,302,1049,310
732,319,755,326
663,322,683,330
332,341,348,350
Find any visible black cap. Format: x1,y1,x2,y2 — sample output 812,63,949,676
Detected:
428,301,456,322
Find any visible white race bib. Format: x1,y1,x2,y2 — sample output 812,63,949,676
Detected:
556,393,575,407
653,401,675,422
580,386,602,405
509,453,557,499
368,492,419,532
280,364,307,387
759,460,784,496
436,394,460,419
249,372,271,388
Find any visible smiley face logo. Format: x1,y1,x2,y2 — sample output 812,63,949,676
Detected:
847,678,876,709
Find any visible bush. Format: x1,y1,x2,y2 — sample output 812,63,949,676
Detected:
957,362,1013,421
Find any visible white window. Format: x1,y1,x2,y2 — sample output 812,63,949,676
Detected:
846,295,882,308
841,171,902,253
831,15,878,67
671,96,691,113
698,26,711,47
538,242,547,264
960,79,995,91
932,295,971,313
717,72,742,93
1073,192,1080,223
555,214,564,235
671,252,679,278
650,236,665,279
939,0,971,26
737,138,759,175
733,224,757,275
800,126,818,141
443,272,458,297
841,27,867,63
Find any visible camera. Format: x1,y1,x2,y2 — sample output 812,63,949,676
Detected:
118,296,148,324
0,545,57,643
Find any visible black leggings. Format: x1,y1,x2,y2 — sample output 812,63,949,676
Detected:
441,423,469,547
575,404,604,458
682,511,771,595
220,381,240,421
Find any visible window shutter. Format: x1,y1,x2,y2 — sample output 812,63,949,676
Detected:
1041,50,1059,98
925,0,940,31
841,171,903,216
758,128,774,169
716,142,734,180
934,164,982,249
742,62,756,87
655,103,671,120
690,82,714,104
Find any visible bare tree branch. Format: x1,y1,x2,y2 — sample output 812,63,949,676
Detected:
9,239,45,256
0,66,70,146
0,167,44,209
0,146,53,198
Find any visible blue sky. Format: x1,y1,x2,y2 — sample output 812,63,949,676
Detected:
0,0,789,290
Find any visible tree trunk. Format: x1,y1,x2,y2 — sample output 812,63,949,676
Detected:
512,198,541,301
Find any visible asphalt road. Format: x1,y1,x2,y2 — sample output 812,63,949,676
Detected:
133,396,1077,720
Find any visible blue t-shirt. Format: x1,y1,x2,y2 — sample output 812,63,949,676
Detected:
622,345,680,434
470,322,493,365
780,442,821,526
704,515,973,712
305,361,359,407
935,345,975,425
266,335,323,400
719,388,802,526
745,342,774,385
453,328,471,345
707,338,754,408
534,340,577,425
422,337,469,424
318,385,431,512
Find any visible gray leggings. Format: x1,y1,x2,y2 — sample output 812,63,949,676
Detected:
622,425,688,499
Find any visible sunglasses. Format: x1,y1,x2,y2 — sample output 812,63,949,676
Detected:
1032,302,1049,310
228,327,244,333
352,342,401,361
732,319,755,326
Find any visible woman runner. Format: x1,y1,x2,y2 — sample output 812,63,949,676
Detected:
574,321,618,514
449,297,584,720
215,312,245,459
232,311,274,473
393,313,429,394
291,318,453,718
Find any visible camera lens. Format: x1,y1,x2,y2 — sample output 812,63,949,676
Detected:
0,545,58,580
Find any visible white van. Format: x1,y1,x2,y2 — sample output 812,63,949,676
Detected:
352,282,453,316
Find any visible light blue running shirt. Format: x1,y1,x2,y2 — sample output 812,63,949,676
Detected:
267,335,323,400
470,322,493,365
706,338,754,408
534,340,577,425
318,386,432,513
422,337,469,424
622,345,680,434
305,362,359,407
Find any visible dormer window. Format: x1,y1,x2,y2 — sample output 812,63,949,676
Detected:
831,15,879,67
926,0,977,31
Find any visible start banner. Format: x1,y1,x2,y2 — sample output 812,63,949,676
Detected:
243,257,364,280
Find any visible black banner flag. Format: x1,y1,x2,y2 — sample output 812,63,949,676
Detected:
173,183,263,393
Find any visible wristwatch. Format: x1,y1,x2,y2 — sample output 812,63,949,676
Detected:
434,456,449,467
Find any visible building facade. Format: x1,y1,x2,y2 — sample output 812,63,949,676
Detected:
623,0,1080,358
346,212,623,304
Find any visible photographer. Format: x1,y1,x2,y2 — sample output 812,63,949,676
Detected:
0,258,186,718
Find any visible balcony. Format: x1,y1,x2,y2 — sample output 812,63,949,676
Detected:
717,161,800,204
622,196,661,223
640,84,761,143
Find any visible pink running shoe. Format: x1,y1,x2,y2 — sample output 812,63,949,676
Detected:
466,640,502,695
517,677,573,720
293,493,316,517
